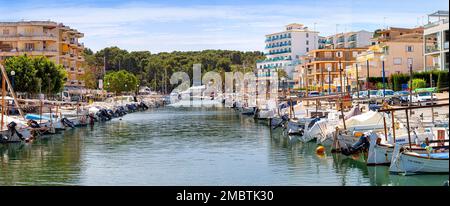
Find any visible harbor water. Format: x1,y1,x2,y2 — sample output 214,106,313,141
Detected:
0,107,447,186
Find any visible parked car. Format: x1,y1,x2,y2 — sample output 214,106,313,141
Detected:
375,89,395,104
391,91,410,105
411,91,438,106
308,91,320,97
352,91,368,99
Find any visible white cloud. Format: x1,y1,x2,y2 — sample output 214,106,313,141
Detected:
1,1,446,52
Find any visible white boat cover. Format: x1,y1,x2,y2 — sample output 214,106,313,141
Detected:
345,111,384,128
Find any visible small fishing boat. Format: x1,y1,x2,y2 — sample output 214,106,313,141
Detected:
389,143,449,174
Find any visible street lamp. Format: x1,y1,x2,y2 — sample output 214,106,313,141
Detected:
380,55,386,98
281,77,286,97
337,51,343,96
10,70,15,114
327,66,331,95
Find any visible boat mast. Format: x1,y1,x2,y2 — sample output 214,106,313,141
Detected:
0,64,25,118
1,71,5,130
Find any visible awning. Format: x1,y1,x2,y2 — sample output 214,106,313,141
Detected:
414,87,437,93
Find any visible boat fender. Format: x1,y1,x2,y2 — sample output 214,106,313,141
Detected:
425,146,433,157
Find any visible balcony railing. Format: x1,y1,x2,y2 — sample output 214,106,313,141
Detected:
425,45,441,53
424,18,449,29
347,35,357,42
265,34,292,42
265,42,291,49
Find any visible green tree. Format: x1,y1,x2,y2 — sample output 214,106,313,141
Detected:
411,78,426,90
33,56,67,95
4,55,39,94
104,70,139,94
4,55,67,95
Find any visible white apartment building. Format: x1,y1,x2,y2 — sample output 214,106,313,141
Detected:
256,23,319,79
324,30,373,49
423,10,449,71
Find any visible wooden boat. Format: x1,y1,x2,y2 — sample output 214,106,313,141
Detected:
366,131,436,165
389,143,449,174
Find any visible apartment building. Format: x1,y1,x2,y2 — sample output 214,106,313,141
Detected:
324,30,373,49
296,48,366,93
0,21,85,88
256,23,320,81
423,10,449,71
355,27,424,81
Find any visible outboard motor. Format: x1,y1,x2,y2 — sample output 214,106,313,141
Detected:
341,134,370,155
61,118,75,128
271,114,289,130
7,121,24,141
368,104,381,111
140,102,149,110
89,113,98,123
27,119,40,128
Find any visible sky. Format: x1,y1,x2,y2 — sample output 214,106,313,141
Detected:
1,0,448,53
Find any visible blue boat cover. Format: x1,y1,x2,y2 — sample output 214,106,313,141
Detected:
25,114,52,121
418,152,449,159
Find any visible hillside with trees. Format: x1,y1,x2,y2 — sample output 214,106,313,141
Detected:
81,47,265,92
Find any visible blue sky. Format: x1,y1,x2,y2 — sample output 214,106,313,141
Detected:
1,0,448,53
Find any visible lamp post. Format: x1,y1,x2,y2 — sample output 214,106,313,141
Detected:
355,63,359,99
327,66,331,95
366,58,370,98
320,64,324,95
380,55,386,98
10,70,15,114
337,51,343,96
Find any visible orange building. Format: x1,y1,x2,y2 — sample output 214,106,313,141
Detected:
296,48,367,93
0,21,85,88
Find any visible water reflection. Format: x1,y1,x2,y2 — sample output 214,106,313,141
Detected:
0,129,84,185
0,107,447,185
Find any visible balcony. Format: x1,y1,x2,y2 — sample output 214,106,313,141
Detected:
313,57,336,61
265,34,292,42
424,18,449,29
425,45,440,53
77,42,84,49
0,33,57,41
347,35,357,42
0,48,58,56
77,55,85,61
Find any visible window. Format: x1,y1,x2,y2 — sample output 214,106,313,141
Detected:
2,29,9,35
393,58,402,65
407,58,413,67
306,40,309,45
406,45,414,52
306,47,309,52
306,33,309,38
25,43,34,51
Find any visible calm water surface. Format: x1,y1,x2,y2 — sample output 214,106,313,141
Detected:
0,107,448,185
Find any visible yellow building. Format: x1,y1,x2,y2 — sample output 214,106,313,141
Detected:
0,21,85,88
355,27,424,77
